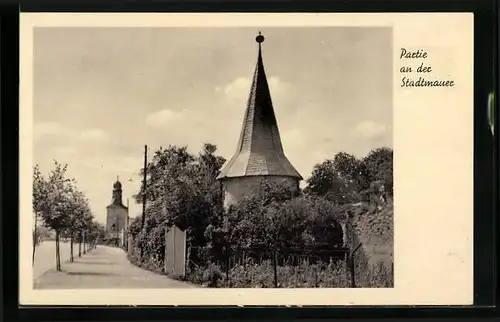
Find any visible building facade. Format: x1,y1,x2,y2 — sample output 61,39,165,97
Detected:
106,177,129,246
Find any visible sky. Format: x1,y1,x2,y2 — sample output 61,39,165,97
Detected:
33,27,393,224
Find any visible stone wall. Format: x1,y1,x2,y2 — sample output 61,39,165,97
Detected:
345,200,394,287
222,175,299,209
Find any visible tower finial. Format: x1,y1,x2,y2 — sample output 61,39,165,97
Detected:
117,175,119,181
256,31,264,44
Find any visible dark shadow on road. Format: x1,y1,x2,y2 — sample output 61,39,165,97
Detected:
65,271,117,277
75,261,116,266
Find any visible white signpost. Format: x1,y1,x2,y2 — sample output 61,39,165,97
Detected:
164,226,187,277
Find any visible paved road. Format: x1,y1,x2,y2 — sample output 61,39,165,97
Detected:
34,245,197,289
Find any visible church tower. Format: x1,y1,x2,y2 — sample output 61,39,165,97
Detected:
111,178,123,206
106,176,129,245
217,33,303,209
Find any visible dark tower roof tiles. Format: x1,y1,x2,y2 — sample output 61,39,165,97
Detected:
217,33,303,181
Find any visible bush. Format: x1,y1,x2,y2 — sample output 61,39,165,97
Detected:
186,262,224,287
125,146,394,289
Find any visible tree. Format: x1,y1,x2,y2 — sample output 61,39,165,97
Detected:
63,189,83,261
65,190,93,259
304,148,393,204
132,143,226,267
304,152,361,204
32,165,47,265
218,180,301,254
220,181,344,255
88,220,105,249
33,161,78,271
128,215,143,237
360,147,393,199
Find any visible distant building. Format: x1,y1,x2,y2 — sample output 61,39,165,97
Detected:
217,33,303,209
106,176,129,246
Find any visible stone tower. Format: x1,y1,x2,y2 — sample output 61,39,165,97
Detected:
106,176,129,240
217,33,303,209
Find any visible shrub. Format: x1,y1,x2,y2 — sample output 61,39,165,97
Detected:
186,262,224,287
126,146,394,289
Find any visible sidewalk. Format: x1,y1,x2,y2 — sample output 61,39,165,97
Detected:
34,245,198,289
33,241,81,279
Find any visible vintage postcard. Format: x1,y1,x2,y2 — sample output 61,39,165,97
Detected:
20,13,473,306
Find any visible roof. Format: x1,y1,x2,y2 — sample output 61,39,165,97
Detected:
113,178,122,190
217,34,302,181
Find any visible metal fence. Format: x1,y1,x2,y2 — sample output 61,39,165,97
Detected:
202,243,364,288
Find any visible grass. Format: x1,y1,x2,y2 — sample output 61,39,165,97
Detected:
184,258,392,288
127,243,393,288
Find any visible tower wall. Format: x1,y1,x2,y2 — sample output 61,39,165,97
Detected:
106,206,128,237
222,176,299,210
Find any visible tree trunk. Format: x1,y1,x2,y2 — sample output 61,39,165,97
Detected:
32,212,38,266
32,235,36,267
70,234,74,262
83,232,86,254
78,232,82,257
55,230,61,271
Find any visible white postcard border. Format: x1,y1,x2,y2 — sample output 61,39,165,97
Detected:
20,12,474,306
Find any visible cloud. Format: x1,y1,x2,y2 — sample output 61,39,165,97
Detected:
354,120,388,140
78,155,107,169
218,76,293,106
221,77,251,102
78,128,109,142
145,109,184,128
34,122,67,139
34,122,110,145
267,76,293,100
52,146,78,157
281,128,305,146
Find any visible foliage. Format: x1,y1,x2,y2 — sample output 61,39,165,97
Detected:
128,215,143,237
304,148,393,203
186,259,352,288
36,225,54,240
89,221,107,244
128,146,394,288
130,143,226,267
32,161,102,270
208,181,345,261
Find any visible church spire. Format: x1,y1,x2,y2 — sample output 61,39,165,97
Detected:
217,32,302,180
112,176,123,205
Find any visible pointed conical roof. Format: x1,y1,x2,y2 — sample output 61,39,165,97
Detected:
217,33,302,181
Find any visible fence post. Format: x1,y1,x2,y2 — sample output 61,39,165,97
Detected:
224,246,230,287
315,265,319,287
273,250,278,288
349,252,355,288
350,243,363,288
164,229,168,274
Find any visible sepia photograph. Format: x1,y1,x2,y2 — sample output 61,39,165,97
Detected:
31,26,393,290
20,13,473,306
